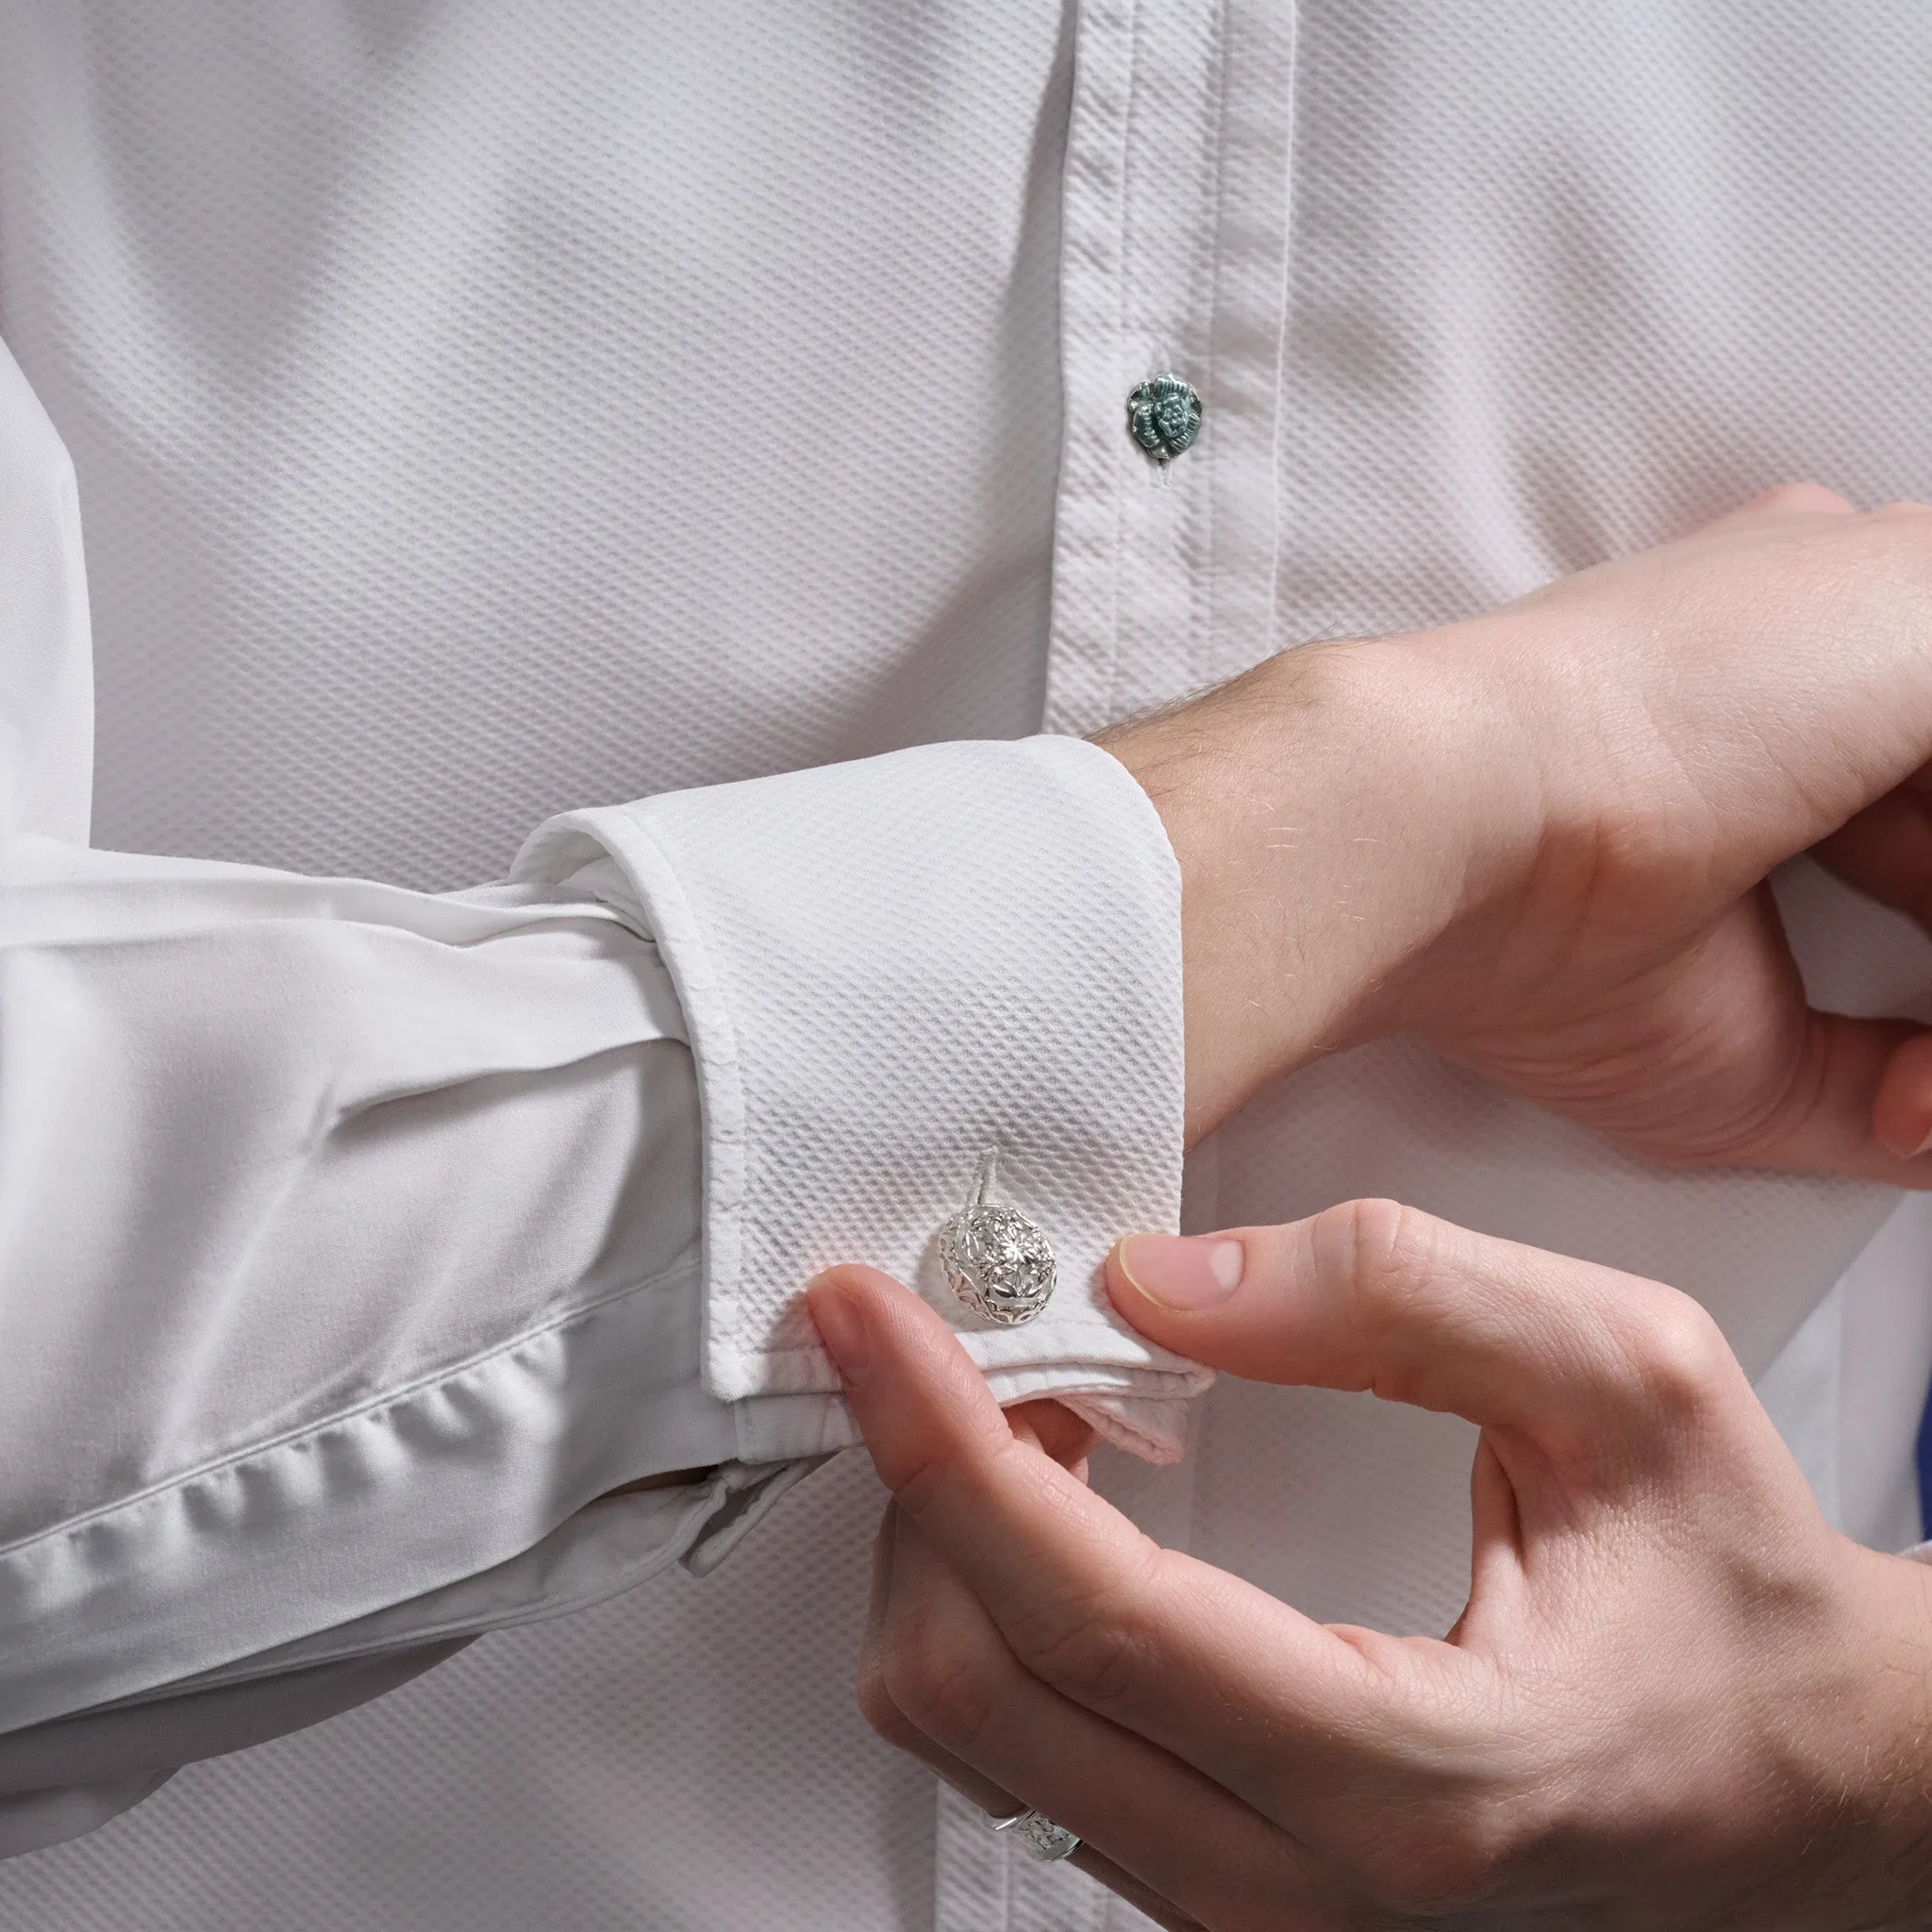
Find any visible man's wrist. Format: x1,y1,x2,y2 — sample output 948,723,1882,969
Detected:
1101,638,1515,1142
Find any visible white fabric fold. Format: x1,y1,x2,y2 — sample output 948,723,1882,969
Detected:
0,1458,823,1857
0,844,736,1736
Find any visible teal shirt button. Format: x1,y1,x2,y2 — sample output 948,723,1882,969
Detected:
1126,374,1202,464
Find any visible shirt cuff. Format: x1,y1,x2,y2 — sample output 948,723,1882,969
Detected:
515,737,1210,1463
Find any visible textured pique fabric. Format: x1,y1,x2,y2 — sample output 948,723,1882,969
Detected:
0,0,1199,1874
516,740,1199,1455
2,2,1932,1929
0,0,1073,889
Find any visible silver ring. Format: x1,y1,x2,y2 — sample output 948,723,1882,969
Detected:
988,1806,1081,1863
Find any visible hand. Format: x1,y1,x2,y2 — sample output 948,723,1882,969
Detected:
1109,485,1932,1178
807,1217,1932,1930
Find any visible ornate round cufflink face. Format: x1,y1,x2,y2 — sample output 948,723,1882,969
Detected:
940,1151,1056,1326
1126,372,1202,464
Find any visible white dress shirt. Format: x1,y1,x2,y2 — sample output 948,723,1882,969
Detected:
2,3,1932,1927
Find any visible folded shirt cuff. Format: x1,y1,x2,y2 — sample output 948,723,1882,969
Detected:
517,736,1210,1463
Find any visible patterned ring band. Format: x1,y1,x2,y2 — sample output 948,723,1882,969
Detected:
987,1807,1082,1863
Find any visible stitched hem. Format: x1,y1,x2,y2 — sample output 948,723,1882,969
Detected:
0,1261,703,1736
0,1255,697,1568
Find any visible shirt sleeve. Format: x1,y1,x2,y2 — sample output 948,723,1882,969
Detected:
0,335,1203,1847
0,736,1204,1738
0,841,744,1736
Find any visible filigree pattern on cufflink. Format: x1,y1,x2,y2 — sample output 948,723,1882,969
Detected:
989,1807,1082,1863
939,1150,1056,1326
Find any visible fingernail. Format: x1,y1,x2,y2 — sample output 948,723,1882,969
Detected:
1884,1118,1932,1159
807,1274,873,1383
1115,1233,1245,1310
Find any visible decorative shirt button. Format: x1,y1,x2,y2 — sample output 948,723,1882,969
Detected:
1126,373,1203,465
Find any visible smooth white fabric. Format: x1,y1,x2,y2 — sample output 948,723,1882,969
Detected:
1,2,1931,1927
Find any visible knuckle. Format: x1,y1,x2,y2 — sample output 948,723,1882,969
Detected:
855,1657,924,1756
876,1611,1005,1754
1312,1199,1450,1391
1612,1290,1730,1418
1360,1800,1527,1919
1006,1587,1153,1708
1314,1197,1442,1311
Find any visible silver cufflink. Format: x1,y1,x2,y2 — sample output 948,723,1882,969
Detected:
939,1149,1056,1326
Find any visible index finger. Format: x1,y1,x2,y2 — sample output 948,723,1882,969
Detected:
804,1264,1440,1818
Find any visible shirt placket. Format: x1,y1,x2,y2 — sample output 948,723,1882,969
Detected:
934,3,1301,1929
1044,0,1300,737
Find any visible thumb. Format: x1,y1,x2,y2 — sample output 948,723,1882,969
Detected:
1107,1203,1753,1467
